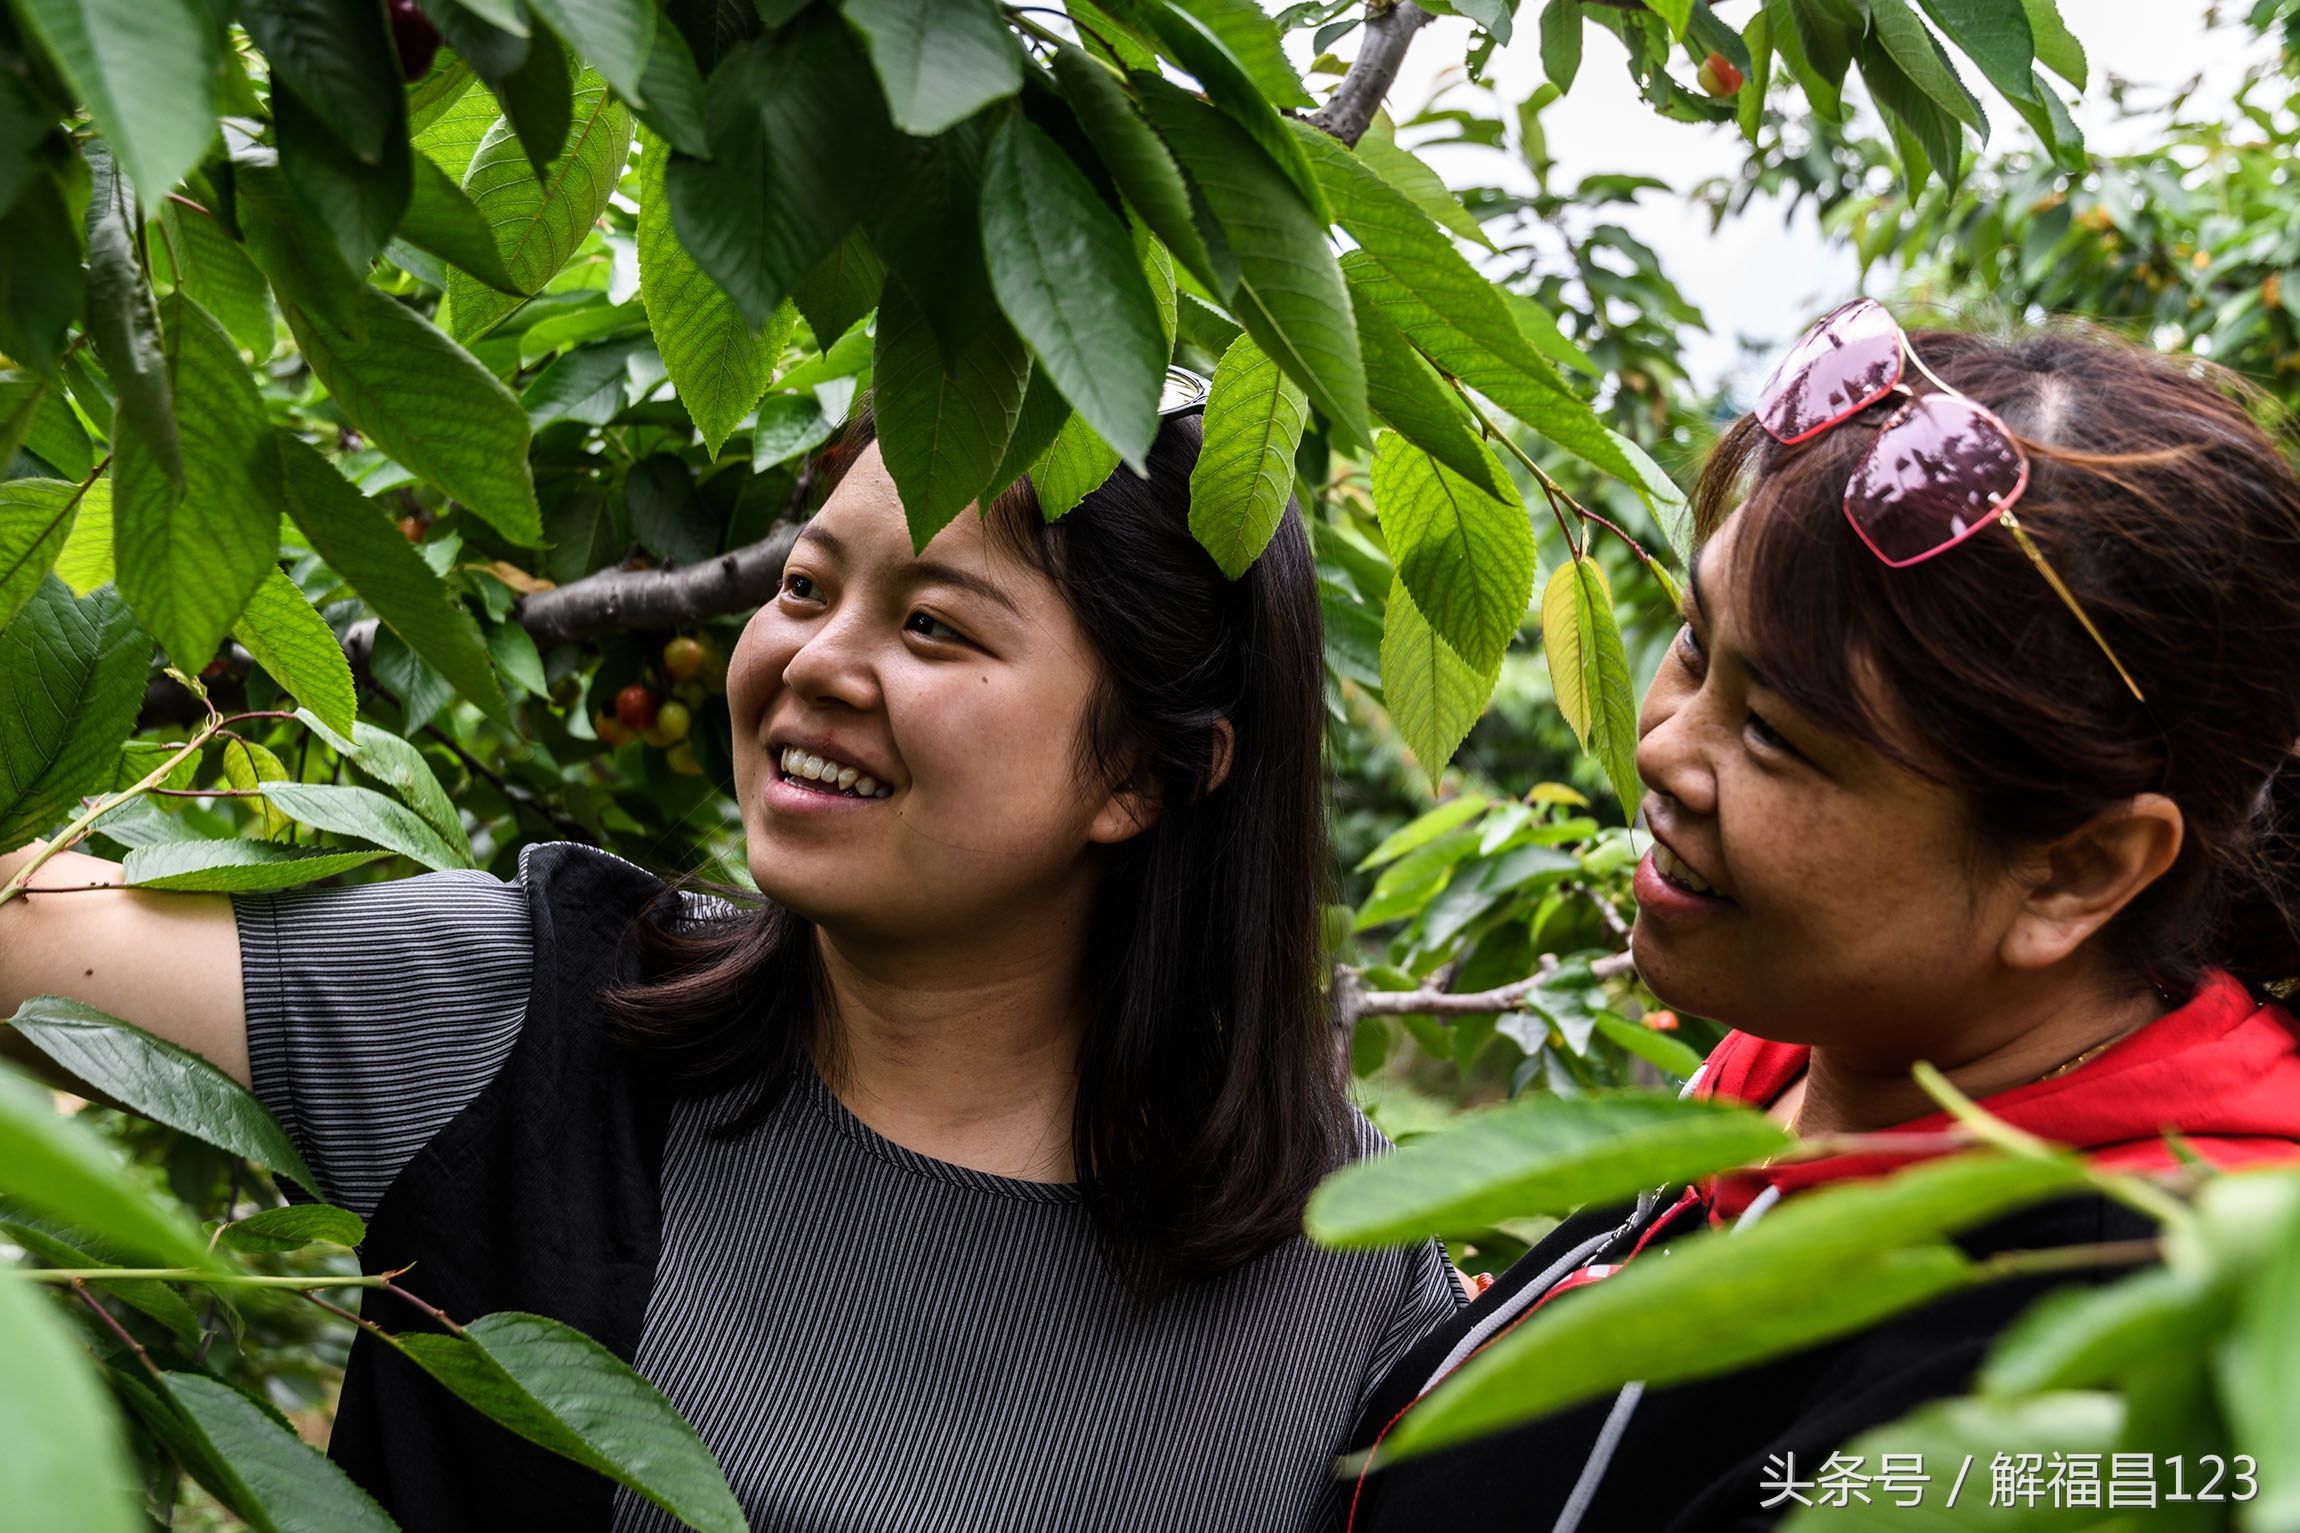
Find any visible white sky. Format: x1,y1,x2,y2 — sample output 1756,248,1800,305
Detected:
1351,2,2275,400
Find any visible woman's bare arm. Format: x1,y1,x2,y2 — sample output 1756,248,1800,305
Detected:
0,840,249,1089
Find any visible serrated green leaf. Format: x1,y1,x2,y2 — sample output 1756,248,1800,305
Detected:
413,73,502,184
0,578,148,852
284,290,542,548
0,478,99,630
0,1210,203,1343
399,154,522,292
121,839,390,892
7,995,324,1197
159,202,274,358
221,736,295,839
275,435,513,728
231,568,356,737
837,0,1021,136
1870,0,1987,138
1914,0,2035,104
1307,1095,1789,1247
1380,577,1494,792
1356,114,1495,253
1856,28,1967,194
447,70,634,341
0,1243,144,1533
84,144,179,494
636,127,793,458
1170,0,1310,106
0,1061,214,1268
1538,0,1583,89
393,1312,746,1533
1348,281,1510,501
1030,409,1120,521
241,0,408,163
526,0,656,106
1135,77,1369,447
981,116,1165,473
1119,0,1325,216
2018,0,2083,89
873,280,1029,552
293,708,471,861
789,229,886,354
217,1202,366,1252
486,618,546,697
1188,334,1306,580
1048,43,1230,295
13,0,215,206
256,782,469,871
1541,556,1641,823
1373,431,1535,678
161,1371,398,1533
114,294,280,669
750,394,833,472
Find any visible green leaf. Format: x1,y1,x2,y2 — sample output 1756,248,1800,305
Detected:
0,1210,203,1343
0,171,87,376
0,578,148,852
160,1372,398,1533
275,435,513,727
873,280,1030,553
221,737,294,839
6,995,325,1198
789,229,887,353
413,73,504,184
2218,1182,2300,1530
1120,0,1326,217
1737,8,1772,142
399,155,522,292
84,144,180,494
256,782,471,872
0,374,93,481
393,1311,746,1533
1373,431,1534,678
1357,794,1488,872
1048,43,1230,296
486,619,547,697
1135,77,1369,447
231,568,357,737
0,1063,214,1267
1308,1095,1790,1248
629,19,709,157
1644,0,1692,35
1914,0,2035,103
665,15,894,332
981,116,1166,473
284,290,543,548
495,30,577,182
1856,29,1967,194
1591,1010,1704,1079
1538,0,1583,90
446,70,634,341
1355,114,1495,253
1380,577,1494,792
750,394,833,472
526,0,656,107
159,202,275,358
1389,1155,2095,1462
121,839,390,892
1981,1265,2224,1397
273,81,413,274
0,1246,144,1533
115,294,281,669
1779,1393,2124,1532
636,126,793,458
232,156,369,338
1766,0,1849,122
1188,334,1307,580
1869,0,1987,139
1171,0,1311,106
13,0,214,205
217,1203,367,1253
293,709,472,861
1349,282,1510,501
0,477,99,631
1541,556,1641,824
240,0,408,163
837,0,1021,136
1031,409,1120,521
2017,0,2083,89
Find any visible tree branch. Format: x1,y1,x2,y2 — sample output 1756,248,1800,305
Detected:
1332,949,1637,1030
1309,2,1436,147
511,521,804,646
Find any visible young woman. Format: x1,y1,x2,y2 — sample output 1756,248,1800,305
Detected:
1342,307,2300,1529
1,402,1462,1530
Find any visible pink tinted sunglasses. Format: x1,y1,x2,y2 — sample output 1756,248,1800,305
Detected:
1755,298,2146,704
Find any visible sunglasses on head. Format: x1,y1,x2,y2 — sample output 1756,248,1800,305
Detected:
1754,298,2147,705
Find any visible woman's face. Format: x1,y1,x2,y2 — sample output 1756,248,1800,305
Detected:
727,443,1143,945
1630,510,2029,1064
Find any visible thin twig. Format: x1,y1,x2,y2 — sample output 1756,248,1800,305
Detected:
1974,1239,2163,1282
424,726,595,845
73,1281,166,1383
1338,949,1637,1023
379,1279,467,1338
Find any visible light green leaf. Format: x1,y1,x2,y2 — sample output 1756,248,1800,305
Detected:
1541,556,1641,824
121,840,390,892
1592,1009,1705,1079
447,70,634,341
1188,334,1307,580
1356,114,1495,252
221,736,295,840
1170,0,1311,106
293,708,472,861
1047,43,1230,295
1373,431,1535,678
1870,0,1988,139
750,395,833,472
6,995,324,1198
1644,0,1691,35
0,1063,214,1268
526,0,656,106
13,0,214,205
2218,1182,2300,1531
1538,0,1583,90
1307,1094,1789,1248
160,1372,397,1533
216,1203,366,1253
872,280,1029,553
51,487,110,595
160,201,274,358
399,155,522,292
1356,794,1488,872
393,1312,746,1533
636,126,793,458
256,782,470,872
2017,0,2083,89
231,568,356,737
413,74,502,184
0,478,99,630
0,578,148,852
1380,577,1494,792
1031,410,1120,521
981,116,1166,473
276,435,513,727
0,1250,143,1533
1349,281,1510,501
1981,1265,2224,1397
1136,77,1369,447
284,290,543,548
1124,0,1326,216
0,1210,203,1343
837,0,1021,136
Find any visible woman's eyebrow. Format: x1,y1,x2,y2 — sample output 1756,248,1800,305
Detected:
909,559,1022,618
1684,544,1706,623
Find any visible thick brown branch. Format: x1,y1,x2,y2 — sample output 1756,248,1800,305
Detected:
511,521,804,646
1310,2,1437,147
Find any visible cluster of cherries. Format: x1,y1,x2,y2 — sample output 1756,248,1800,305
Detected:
593,636,726,776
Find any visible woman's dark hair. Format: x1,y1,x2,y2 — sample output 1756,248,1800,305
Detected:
1695,316,2300,997
600,409,1354,1299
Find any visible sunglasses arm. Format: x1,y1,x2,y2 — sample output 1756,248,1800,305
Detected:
1999,511,2149,704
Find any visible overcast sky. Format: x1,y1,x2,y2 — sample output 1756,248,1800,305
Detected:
1353,2,2276,401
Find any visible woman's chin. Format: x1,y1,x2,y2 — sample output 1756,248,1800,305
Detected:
1629,922,1727,1023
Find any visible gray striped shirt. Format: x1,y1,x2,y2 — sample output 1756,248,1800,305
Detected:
232,867,1461,1531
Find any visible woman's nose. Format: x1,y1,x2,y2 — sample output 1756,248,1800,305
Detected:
1634,685,1718,819
780,610,880,713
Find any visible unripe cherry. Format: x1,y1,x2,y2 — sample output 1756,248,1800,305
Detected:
1696,51,1744,97
661,636,707,683
594,710,632,747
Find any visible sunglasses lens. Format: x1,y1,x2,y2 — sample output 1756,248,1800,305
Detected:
1756,299,1903,443
1844,394,2028,565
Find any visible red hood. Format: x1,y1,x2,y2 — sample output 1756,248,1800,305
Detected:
1696,971,2300,1220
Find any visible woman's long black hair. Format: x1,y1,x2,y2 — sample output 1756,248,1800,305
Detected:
600,409,1354,1300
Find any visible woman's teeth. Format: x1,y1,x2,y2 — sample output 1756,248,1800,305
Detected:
778,746,891,798
1654,842,1722,897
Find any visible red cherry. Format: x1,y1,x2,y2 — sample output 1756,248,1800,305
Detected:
1696,51,1744,97
388,0,442,83
614,684,660,732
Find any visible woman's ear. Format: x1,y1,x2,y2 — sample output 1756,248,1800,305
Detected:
1203,718,1236,797
2000,793,2185,971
